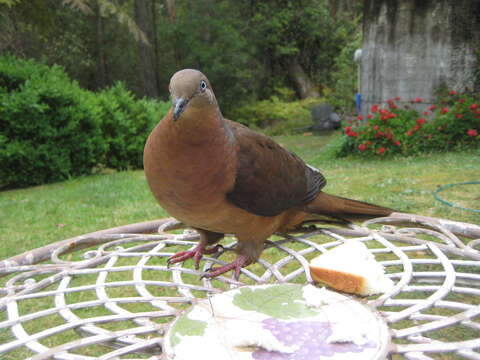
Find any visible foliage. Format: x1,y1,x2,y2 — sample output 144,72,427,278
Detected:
63,0,149,43
229,90,320,136
163,0,259,113
338,91,480,157
0,55,169,189
0,55,105,189
1,0,138,92
247,0,356,97
1,0,360,116
97,83,169,170
325,22,362,114
0,0,19,6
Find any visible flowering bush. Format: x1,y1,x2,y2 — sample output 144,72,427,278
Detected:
338,90,480,157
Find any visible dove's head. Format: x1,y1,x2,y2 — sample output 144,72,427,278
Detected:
169,69,218,122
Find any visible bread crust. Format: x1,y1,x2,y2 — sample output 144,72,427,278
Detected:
309,266,367,294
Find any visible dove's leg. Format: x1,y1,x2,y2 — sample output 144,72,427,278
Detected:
201,254,251,280
167,229,224,269
201,236,262,280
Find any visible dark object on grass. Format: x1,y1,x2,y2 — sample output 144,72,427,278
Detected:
310,103,341,132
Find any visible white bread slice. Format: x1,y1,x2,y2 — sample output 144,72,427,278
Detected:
309,240,394,296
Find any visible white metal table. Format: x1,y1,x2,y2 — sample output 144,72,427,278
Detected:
1,213,479,359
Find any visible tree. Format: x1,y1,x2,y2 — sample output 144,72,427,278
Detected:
0,0,361,113
245,0,355,99
134,0,160,98
94,1,109,88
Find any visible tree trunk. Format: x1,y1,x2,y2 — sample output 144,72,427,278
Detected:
94,2,108,89
134,0,159,98
165,0,176,23
165,0,181,68
288,59,320,99
150,0,161,92
361,0,480,114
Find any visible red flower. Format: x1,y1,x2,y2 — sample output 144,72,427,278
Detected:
345,126,358,137
406,131,413,136
371,104,379,113
379,109,396,121
416,118,426,125
358,144,367,151
394,96,401,101
375,131,385,138
366,141,373,145
412,125,421,131
357,115,364,121
458,98,466,104
395,141,401,146
423,111,430,116
373,125,379,130
428,105,437,111
377,147,386,154
440,107,449,114
449,90,457,95
412,97,423,103
467,129,478,137
470,104,478,110
456,114,463,119
387,99,398,110
367,114,374,119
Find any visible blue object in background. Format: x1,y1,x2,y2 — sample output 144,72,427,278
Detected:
355,93,361,113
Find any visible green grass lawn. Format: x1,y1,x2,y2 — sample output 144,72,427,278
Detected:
1,132,479,261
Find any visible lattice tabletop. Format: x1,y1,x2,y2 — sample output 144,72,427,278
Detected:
1,213,479,360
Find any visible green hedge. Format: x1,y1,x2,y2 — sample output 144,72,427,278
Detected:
97,84,170,170
0,56,169,189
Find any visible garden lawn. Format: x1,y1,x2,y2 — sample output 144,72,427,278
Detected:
1,133,479,261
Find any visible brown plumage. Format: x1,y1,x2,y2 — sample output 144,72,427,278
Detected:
143,69,393,278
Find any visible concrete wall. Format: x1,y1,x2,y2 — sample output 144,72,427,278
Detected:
360,0,480,114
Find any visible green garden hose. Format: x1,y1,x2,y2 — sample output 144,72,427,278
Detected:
434,181,480,213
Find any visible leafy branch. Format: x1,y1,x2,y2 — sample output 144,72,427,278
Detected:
62,0,148,44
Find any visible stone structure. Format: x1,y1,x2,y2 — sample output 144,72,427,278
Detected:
360,0,480,114
310,103,341,131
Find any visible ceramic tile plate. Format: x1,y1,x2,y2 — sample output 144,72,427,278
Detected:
164,283,390,360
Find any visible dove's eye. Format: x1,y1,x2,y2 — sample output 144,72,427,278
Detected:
200,80,207,91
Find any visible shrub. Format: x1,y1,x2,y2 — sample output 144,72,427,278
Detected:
338,91,480,157
229,94,320,136
0,55,105,189
0,55,54,92
0,55,170,189
97,83,170,170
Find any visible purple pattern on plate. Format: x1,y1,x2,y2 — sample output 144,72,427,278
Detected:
252,318,376,360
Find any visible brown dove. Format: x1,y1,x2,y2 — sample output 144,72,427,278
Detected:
143,69,392,279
